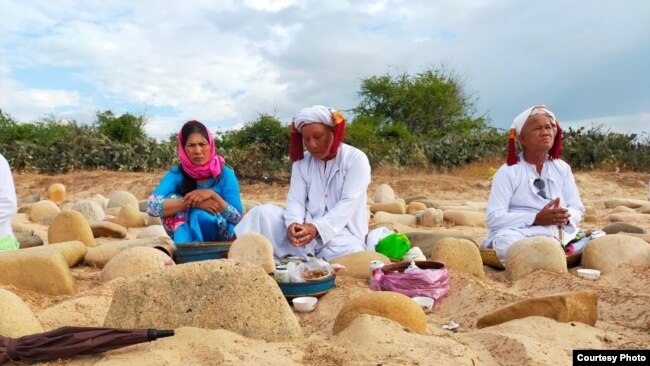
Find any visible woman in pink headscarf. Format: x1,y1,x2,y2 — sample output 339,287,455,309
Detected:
482,105,588,265
147,120,242,244
235,105,371,261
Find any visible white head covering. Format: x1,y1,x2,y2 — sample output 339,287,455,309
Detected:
289,105,347,162
506,105,562,166
511,105,557,138
291,105,336,132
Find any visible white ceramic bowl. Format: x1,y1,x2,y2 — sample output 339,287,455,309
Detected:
412,296,434,311
577,268,601,280
292,296,318,313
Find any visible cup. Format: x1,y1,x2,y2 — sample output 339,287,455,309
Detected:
282,256,303,265
274,266,290,283
292,296,317,313
369,260,384,281
412,296,434,311
577,268,600,280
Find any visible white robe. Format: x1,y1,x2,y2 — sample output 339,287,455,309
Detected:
482,154,585,264
235,144,371,260
0,154,17,240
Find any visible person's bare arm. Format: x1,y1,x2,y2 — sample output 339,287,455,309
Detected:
162,198,189,217
182,189,227,209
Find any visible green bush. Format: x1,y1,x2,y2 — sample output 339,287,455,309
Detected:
219,114,291,180
0,94,650,176
353,67,484,135
346,113,504,169
95,111,147,144
0,138,176,173
0,112,93,146
0,110,175,173
563,126,650,171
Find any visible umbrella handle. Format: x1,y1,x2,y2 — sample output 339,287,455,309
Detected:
147,329,175,340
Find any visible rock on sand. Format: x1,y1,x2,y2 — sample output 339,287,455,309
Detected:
506,236,568,281
582,234,650,273
101,246,174,282
48,210,96,247
0,289,44,337
477,290,598,328
333,291,427,335
104,260,302,342
228,232,275,274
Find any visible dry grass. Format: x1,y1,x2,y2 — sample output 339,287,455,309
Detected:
450,155,503,178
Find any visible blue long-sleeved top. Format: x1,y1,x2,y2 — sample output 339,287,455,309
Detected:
147,165,242,243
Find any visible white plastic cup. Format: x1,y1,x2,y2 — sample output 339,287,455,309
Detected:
292,296,317,312
369,260,384,281
274,266,290,283
412,296,435,311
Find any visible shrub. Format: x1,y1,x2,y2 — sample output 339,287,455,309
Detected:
353,67,483,135
563,126,650,171
2,106,649,175
95,110,147,144
219,114,291,180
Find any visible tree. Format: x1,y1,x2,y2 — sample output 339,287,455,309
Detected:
0,110,20,144
220,114,289,161
95,110,147,144
219,114,291,179
353,67,486,135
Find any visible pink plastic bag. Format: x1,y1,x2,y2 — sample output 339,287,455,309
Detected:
370,266,450,301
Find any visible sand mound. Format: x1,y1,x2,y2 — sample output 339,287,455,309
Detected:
6,170,649,365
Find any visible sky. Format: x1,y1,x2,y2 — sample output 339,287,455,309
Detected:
1,0,648,140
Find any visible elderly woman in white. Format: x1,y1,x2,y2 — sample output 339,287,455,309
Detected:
235,105,371,260
0,153,19,251
482,105,586,265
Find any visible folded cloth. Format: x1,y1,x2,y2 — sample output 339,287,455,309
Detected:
564,229,606,256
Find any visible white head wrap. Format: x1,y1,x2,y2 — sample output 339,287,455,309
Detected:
511,105,557,138
291,105,335,132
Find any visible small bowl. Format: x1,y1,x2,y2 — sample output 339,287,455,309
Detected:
412,296,434,311
292,296,318,313
577,268,601,280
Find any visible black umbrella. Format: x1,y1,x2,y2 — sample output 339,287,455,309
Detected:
0,326,174,364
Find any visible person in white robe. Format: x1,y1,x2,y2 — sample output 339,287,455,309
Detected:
482,105,586,264
0,153,19,251
234,105,371,260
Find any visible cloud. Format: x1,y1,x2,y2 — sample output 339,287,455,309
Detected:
0,77,82,121
243,0,296,12
563,112,650,135
0,0,648,137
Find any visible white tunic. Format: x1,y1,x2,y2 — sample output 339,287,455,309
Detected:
482,154,585,263
235,144,371,260
0,154,17,240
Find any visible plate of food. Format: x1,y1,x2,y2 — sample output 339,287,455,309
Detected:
278,271,336,299
302,268,333,282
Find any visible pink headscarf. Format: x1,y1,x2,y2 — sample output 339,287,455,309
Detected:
177,120,225,179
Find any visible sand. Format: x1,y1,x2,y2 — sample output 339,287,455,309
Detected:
5,167,650,365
